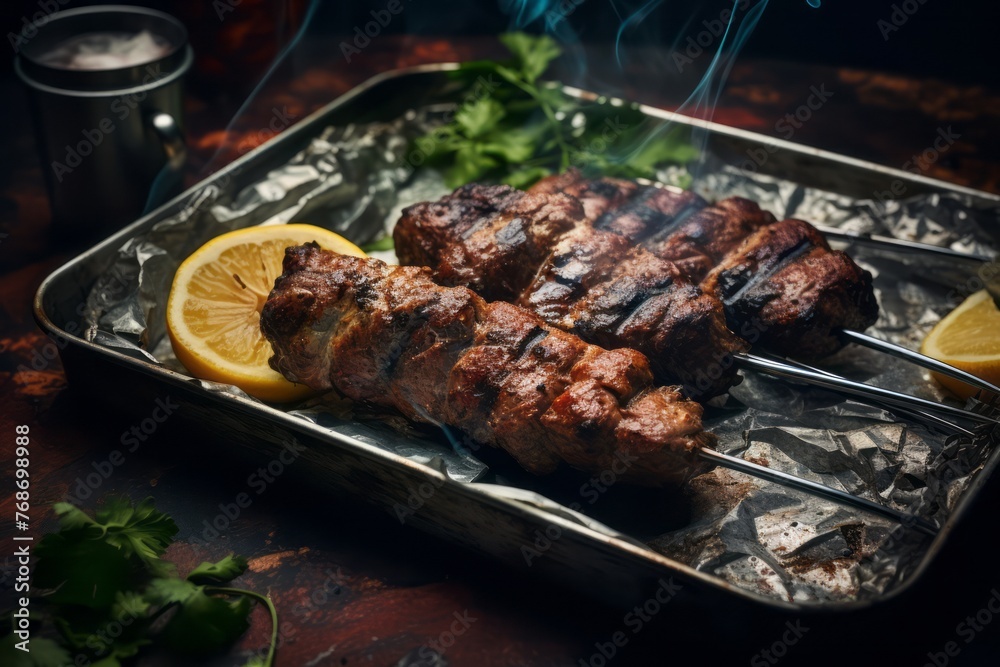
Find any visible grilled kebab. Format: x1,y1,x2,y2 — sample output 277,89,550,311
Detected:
394,176,878,384
531,170,880,357
394,184,747,397
260,244,715,485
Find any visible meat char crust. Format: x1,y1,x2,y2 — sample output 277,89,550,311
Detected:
528,175,878,360
394,184,745,398
397,184,583,302
261,245,715,485
702,219,879,359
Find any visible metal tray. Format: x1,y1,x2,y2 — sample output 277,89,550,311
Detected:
34,64,1000,615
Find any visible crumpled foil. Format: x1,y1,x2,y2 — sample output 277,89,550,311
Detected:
81,111,1000,604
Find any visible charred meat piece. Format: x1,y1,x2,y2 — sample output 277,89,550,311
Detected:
395,184,746,397
644,197,776,282
702,219,879,359
593,186,708,243
529,174,876,359
520,226,746,397
261,245,715,485
530,169,640,221
535,169,711,243
395,183,583,302
532,169,774,282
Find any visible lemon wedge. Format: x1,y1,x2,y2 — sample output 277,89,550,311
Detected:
920,289,1000,399
166,224,366,402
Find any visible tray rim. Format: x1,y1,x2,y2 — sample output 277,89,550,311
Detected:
32,62,1000,612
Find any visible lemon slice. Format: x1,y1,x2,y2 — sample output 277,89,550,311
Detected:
166,224,366,402
920,289,1000,399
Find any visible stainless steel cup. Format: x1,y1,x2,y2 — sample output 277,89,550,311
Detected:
15,5,192,244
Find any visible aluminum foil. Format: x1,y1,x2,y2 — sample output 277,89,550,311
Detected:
81,110,1000,604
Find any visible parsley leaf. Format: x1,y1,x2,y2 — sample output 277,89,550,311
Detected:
499,33,562,83
49,497,177,570
413,32,696,190
503,167,552,189
158,590,252,654
360,235,395,253
0,635,72,667
455,98,506,139
33,531,133,609
187,553,249,584
145,577,200,606
446,145,499,189
25,496,279,667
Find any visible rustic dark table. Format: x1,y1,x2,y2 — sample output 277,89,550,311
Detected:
2,36,1000,666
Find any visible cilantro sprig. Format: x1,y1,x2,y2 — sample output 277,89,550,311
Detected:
0,497,276,667
415,32,698,189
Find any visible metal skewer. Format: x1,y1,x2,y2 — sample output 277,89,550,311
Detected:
814,225,995,264
735,353,999,426
698,448,938,537
751,352,976,437
838,329,1000,397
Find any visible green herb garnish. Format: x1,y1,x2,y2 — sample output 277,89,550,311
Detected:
0,496,276,667
413,32,698,189
360,235,396,253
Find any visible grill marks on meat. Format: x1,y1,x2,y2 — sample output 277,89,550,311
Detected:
645,197,777,282
594,186,707,244
529,170,878,359
529,170,639,221
397,184,583,302
703,219,879,359
261,244,714,485
396,185,746,397
531,169,775,282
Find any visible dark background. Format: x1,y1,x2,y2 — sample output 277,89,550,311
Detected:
3,0,996,85
2,2,999,666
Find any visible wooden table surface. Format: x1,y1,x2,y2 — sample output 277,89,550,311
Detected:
2,36,1000,666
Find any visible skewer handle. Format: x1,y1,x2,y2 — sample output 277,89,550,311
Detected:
698,448,938,537
736,353,998,426
840,329,1000,397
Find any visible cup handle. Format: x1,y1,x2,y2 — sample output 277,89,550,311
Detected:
149,112,186,171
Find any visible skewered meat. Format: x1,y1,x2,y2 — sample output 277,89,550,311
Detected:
530,169,776,281
260,244,715,485
396,175,878,367
531,171,878,359
703,218,880,359
395,184,746,397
